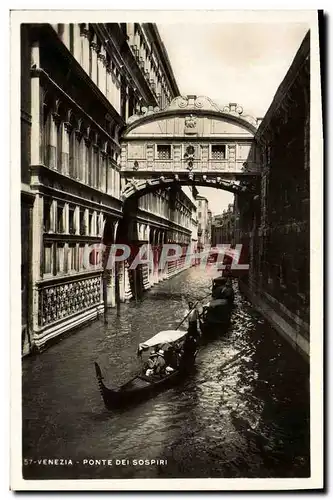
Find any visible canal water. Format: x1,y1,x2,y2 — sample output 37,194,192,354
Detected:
22,265,310,479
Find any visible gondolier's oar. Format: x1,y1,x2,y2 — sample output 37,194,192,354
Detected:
175,292,211,330
175,303,198,331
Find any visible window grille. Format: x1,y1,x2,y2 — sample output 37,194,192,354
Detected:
212,145,226,160
157,145,171,160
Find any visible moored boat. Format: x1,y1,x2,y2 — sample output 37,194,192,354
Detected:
199,277,234,334
211,276,235,305
202,298,232,325
95,329,197,410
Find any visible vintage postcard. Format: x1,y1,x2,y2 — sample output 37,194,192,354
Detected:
11,9,323,491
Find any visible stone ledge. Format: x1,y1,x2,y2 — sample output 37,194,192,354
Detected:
32,305,104,352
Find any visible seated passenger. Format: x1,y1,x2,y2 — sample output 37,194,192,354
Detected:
146,349,157,368
154,349,166,375
164,346,179,369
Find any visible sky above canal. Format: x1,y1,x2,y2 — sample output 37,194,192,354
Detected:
158,21,309,215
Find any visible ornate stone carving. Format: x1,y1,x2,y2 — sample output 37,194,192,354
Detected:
63,121,73,133
90,41,99,53
126,95,258,131
185,115,196,129
97,53,107,65
39,277,101,326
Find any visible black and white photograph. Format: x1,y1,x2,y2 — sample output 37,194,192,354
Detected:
10,9,323,491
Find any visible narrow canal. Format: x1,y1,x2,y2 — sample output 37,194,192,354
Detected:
22,265,310,479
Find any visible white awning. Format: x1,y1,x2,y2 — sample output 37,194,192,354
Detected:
138,330,187,352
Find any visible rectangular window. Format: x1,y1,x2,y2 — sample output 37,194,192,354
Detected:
69,208,75,235
80,208,85,236
157,145,171,160
212,145,226,160
43,200,51,233
121,83,127,120
89,212,93,236
57,244,65,274
43,244,53,275
79,244,85,271
68,244,77,272
57,205,64,233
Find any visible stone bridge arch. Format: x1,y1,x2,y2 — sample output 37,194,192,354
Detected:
120,95,262,201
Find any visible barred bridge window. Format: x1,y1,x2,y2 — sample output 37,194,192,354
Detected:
157,145,171,160
212,145,226,160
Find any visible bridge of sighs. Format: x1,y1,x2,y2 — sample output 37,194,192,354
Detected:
120,95,263,200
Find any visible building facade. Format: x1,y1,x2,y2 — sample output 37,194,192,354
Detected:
211,203,235,246
21,23,180,354
136,187,197,291
236,32,310,358
196,196,211,248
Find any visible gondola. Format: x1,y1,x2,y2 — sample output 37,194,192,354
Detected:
202,298,231,322
200,277,234,333
94,329,197,410
211,276,235,305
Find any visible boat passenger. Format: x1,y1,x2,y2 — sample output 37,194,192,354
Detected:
154,349,167,375
164,346,179,369
146,349,157,369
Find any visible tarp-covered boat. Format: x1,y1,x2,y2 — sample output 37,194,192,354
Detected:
200,277,234,334
202,298,232,325
95,330,197,409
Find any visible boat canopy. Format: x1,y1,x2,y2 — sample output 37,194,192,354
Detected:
138,330,187,352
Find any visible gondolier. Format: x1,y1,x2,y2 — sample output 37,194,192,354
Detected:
187,301,200,339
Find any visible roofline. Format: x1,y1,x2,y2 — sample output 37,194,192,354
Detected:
143,23,180,98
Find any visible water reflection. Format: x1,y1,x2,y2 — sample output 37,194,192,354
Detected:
22,266,309,479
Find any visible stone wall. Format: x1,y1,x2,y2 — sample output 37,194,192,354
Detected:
238,31,310,359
